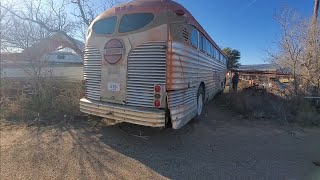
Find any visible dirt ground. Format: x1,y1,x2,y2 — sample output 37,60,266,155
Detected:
1,97,320,180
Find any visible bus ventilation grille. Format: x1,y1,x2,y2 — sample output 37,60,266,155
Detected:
126,41,167,108
182,27,189,42
83,45,102,101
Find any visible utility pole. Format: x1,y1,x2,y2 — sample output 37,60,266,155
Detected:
313,0,319,24
313,0,320,95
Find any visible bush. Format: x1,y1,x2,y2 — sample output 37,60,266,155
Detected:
294,98,320,126
1,77,82,123
221,88,320,126
296,111,320,126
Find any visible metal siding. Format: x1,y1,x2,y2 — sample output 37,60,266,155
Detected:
126,42,167,108
80,98,165,127
167,42,226,129
167,42,200,90
198,52,226,99
167,87,197,129
83,45,102,101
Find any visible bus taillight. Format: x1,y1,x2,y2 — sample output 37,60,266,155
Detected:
154,85,161,92
154,85,162,108
154,100,161,108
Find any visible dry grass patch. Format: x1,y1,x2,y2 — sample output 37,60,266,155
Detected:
1,78,82,124
221,88,320,126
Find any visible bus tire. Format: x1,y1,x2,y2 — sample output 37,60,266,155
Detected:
195,86,205,121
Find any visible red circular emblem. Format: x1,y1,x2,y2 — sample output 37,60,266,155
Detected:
104,39,124,64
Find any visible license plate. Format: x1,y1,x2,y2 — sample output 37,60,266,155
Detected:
107,82,120,91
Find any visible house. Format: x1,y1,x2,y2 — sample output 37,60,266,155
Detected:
1,33,84,81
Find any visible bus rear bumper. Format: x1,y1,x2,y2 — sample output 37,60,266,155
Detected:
80,98,166,127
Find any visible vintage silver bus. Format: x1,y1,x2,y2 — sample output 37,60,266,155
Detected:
80,0,228,129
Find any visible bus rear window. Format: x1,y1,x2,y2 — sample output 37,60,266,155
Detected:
119,13,154,33
92,16,117,34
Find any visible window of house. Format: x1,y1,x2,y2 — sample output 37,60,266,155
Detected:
92,16,117,34
191,29,198,48
57,54,65,59
119,13,154,33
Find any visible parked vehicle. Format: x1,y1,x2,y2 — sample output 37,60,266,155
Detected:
80,0,228,129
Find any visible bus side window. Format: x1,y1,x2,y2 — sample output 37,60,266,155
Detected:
191,29,198,48
212,46,215,58
206,40,211,56
214,47,218,60
210,44,214,58
199,34,205,53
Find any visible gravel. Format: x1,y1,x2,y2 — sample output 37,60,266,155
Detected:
1,100,320,180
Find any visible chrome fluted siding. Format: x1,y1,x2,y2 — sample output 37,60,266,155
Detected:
83,45,102,101
126,42,167,108
167,87,197,129
80,98,166,127
167,42,227,129
198,51,226,99
167,42,200,90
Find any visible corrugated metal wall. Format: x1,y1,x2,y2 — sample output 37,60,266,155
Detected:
167,41,226,129
83,45,102,101
126,41,167,108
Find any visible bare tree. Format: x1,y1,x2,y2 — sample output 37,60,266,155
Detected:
0,0,127,57
1,0,82,56
70,0,127,40
71,0,125,26
267,8,320,96
1,16,50,52
302,0,320,95
266,9,305,95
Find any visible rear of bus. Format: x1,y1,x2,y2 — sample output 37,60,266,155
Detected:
80,0,182,127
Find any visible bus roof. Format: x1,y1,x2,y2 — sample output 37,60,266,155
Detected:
94,0,227,57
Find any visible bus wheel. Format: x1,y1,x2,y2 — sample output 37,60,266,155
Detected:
195,86,205,120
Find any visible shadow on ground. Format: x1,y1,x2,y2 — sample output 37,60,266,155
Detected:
1,99,320,180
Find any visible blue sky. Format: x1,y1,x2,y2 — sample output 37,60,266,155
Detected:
175,0,314,65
